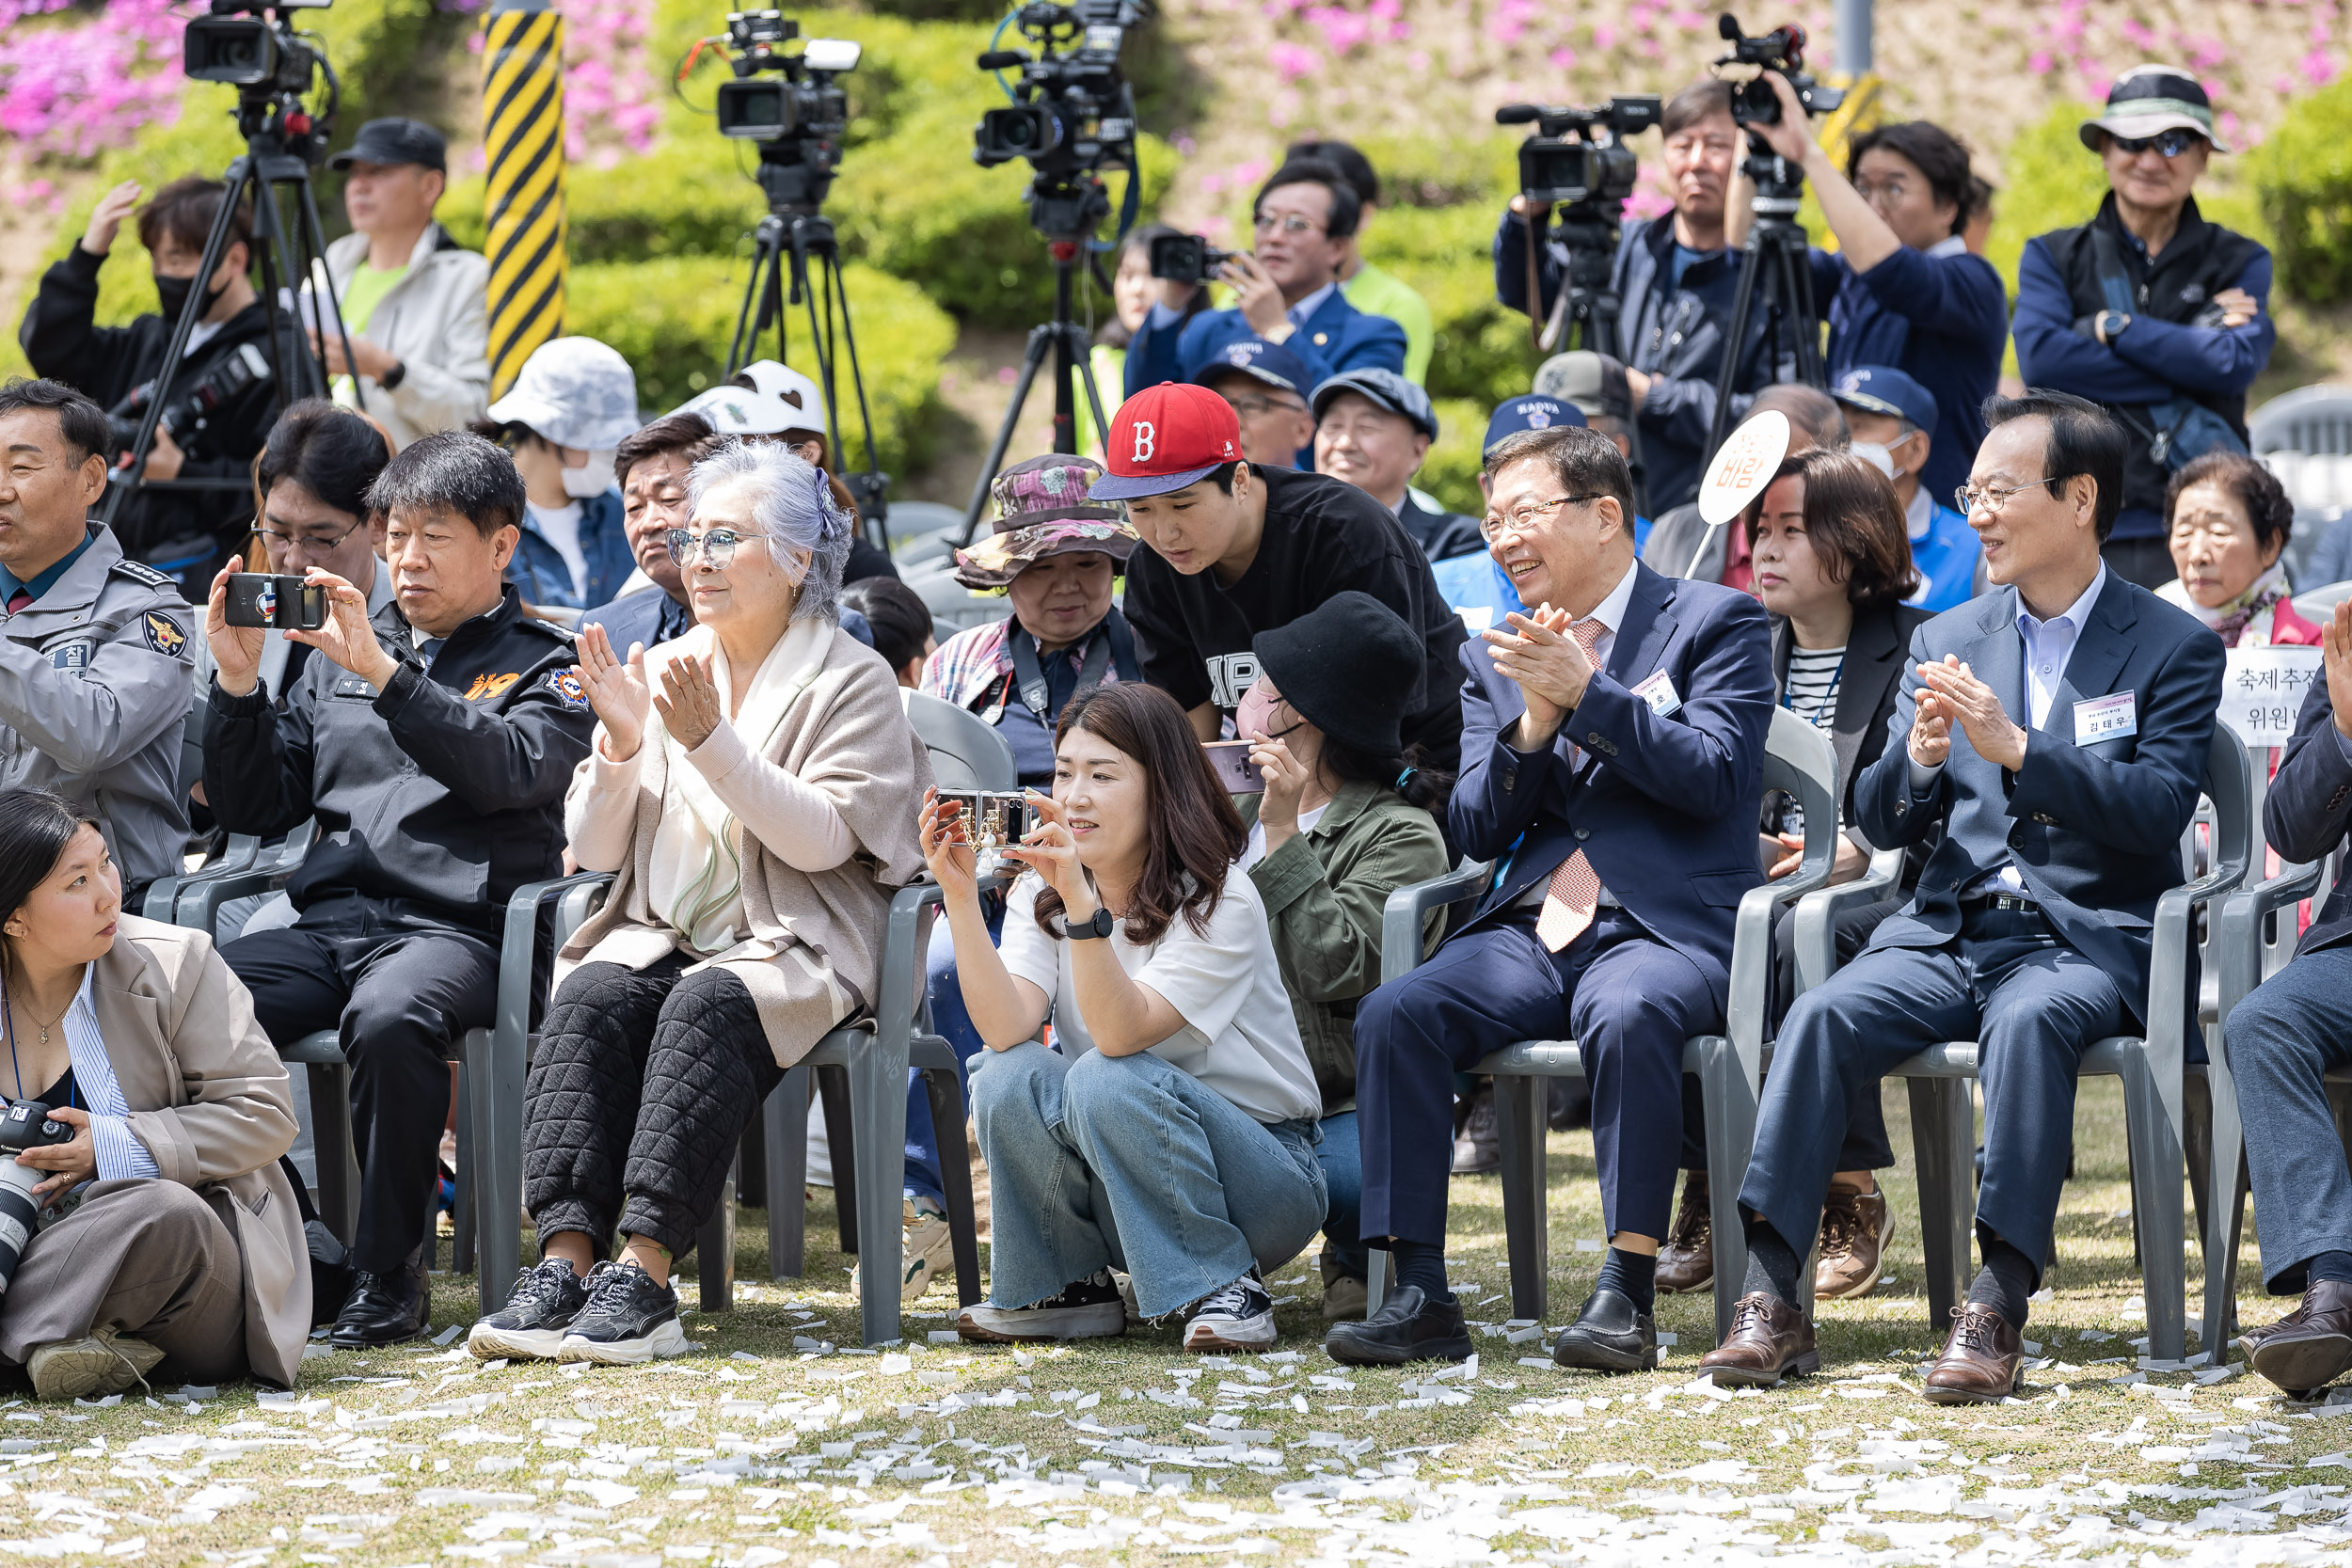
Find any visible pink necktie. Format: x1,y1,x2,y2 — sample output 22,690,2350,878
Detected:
1535,617,1610,953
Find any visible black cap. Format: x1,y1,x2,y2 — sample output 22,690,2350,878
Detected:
331,118,449,173
1249,590,1421,756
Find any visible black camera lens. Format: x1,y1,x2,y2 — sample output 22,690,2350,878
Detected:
185,15,279,86
717,78,793,137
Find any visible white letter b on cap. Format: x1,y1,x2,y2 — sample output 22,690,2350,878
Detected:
1132,420,1156,464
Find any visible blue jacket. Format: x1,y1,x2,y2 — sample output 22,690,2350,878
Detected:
1494,210,1780,511
509,489,633,612
1906,500,1982,614
1443,562,1776,1009
1805,242,2010,509
1124,286,1406,400
2263,672,2352,959
1852,575,2224,1023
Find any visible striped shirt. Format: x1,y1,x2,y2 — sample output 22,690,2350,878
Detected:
60,969,160,1182
1784,643,1845,734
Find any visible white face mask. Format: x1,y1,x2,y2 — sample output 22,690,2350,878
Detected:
1851,440,1902,481
561,450,617,499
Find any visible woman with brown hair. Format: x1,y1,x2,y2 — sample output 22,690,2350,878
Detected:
924,682,1324,1352
1657,448,1931,1307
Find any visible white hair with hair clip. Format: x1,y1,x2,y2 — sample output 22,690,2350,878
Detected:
685,436,853,622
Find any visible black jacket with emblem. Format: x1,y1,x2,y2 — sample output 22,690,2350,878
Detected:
0,526,196,894
202,584,594,933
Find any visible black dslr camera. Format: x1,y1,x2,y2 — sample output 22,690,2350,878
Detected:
1715,13,1844,127
1496,95,1659,214
1147,234,1238,286
973,0,1145,236
0,1101,75,1291
105,342,274,463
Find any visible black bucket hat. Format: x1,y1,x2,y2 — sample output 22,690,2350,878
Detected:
1249,590,1420,756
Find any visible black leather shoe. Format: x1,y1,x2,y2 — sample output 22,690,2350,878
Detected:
1323,1285,1473,1366
1551,1287,1658,1372
331,1252,430,1349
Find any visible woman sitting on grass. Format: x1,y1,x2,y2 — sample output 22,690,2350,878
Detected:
926,682,1325,1351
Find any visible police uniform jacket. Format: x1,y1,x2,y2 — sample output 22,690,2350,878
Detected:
202,583,595,935
0,526,195,894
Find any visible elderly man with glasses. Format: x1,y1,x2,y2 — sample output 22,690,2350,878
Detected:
2013,66,2275,591
1701,390,2224,1402
1124,159,1406,399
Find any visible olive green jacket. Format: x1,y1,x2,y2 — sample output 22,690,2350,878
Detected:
1243,780,1452,1113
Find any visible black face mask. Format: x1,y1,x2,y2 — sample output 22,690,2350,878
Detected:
153,270,229,325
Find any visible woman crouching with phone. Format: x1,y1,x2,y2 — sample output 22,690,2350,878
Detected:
924,682,1325,1351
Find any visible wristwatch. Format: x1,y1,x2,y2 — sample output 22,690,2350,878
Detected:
379,358,407,391
1066,907,1115,940
2096,309,2132,343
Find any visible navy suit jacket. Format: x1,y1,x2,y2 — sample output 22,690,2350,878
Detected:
1445,562,1775,1010
2262,669,2352,958
1852,574,2224,1022
1124,287,1407,399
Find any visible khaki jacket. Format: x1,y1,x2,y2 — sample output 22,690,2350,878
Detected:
1244,781,1451,1112
94,918,307,1386
320,223,491,450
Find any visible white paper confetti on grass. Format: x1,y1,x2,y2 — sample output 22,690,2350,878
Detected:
430,1324,463,1346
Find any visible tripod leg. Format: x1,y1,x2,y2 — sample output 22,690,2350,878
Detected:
292,173,356,406
959,327,1057,542
1704,230,1767,462
821,250,890,531
1074,330,1112,458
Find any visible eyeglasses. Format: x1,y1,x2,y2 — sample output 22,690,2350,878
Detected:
662,528,765,569
1222,393,1305,420
255,516,368,557
1953,476,2084,515
1481,494,1601,542
2109,129,2202,158
1251,213,1326,237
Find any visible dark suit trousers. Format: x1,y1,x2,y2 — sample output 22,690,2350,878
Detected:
224,898,500,1275
1356,906,1719,1247
2223,945,2352,1292
1739,906,2129,1269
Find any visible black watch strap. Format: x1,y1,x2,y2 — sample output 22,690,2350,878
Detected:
379,358,407,391
1066,907,1115,940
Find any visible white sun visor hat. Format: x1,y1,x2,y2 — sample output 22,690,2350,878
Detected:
738,360,829,435
672,385,800,436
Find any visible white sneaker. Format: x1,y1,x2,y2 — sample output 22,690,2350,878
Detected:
958,1271,1126,1343
1184,1271,1277,1352
853,1197,956,1304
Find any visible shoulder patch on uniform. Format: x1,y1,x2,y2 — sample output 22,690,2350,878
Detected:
545,668,591,711
141,609,189,660
109,559,176,589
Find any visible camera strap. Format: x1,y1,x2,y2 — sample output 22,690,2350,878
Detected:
1008,620,1117,721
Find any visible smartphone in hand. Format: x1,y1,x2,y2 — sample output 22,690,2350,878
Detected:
1201,739,1265,794
223,573,329,631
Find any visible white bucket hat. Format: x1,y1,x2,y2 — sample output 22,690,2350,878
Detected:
485,337,642,451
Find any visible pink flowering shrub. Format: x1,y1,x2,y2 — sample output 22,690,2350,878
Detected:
0,0,185,158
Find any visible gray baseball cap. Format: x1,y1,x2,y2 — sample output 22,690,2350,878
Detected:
330,118,449,172
1310,368,1438,440
485,337,641,451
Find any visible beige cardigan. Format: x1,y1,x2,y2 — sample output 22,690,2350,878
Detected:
561,621,934,1063
94,919,308,1387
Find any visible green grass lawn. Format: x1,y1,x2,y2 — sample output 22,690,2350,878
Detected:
6,1078,2350,1564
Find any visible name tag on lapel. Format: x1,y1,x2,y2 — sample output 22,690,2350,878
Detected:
2074,690,2137,745
1630,670,1682,717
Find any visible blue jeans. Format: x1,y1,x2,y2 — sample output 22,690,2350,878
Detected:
909,906,998,1204
2224,944,2352,1292
1317,1110,1367,1282
968,1040,1327,1318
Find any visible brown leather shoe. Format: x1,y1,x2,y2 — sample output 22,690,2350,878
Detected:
1657,1171,1714,1295
1922,1305,2024,1404
2249,1279,2352,1396
1815,1184,1895,1300
1698,1291,1818,1387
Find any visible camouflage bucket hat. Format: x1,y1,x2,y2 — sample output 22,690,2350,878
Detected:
953,454,1139,590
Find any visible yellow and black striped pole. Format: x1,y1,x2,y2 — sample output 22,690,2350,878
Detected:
482,0,566,397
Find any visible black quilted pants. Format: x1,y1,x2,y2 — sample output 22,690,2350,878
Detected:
523,957,785,1259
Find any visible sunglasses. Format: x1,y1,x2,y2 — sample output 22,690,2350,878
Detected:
2108,129,2203,159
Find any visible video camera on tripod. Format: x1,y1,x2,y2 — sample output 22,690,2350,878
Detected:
714,11,860,210
1714,14,1843,127
1497,95,1658,359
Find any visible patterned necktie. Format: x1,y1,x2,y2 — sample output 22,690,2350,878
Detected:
1535,616,1611,953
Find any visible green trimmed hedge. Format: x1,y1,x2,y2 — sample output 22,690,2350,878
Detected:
565,255,957,480
2251,79,2352,305
1420,395,1488,517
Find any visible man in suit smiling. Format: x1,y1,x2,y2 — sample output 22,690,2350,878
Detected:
1707,390,2225,1401
1327,423,1775,1369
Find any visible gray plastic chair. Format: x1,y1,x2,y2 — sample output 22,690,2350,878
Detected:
2250,385,2352,458
900,688,1018,791
1873,729,2250,1362
2291,580,2352,627
1365,708,1843,1342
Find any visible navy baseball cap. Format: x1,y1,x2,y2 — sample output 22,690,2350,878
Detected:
331,118,449,173
1192,339,1314,399
1310,368,1438,440
1830,365,1939,434
1482,394,1586,455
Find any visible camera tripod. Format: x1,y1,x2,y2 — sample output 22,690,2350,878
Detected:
1522,209,1655,519
956,175,1116,546
725,153,893,541
1700,139,1826,464
104,96,361,531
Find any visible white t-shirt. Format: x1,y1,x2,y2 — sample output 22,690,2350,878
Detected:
1237,801,1327,872
997,871,1321,1125
527,499,590,601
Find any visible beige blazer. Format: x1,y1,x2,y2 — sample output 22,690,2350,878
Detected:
94,918,307,1387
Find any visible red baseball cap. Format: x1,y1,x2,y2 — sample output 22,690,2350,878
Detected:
1089,383,1242,501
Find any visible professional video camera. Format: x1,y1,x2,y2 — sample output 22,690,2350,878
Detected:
1496,95,1659,214
183,0,338,162
105,344,274,462
0,1101,74,1291
972,0,1146,237
1714,13,1843,127
714,12,860,211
